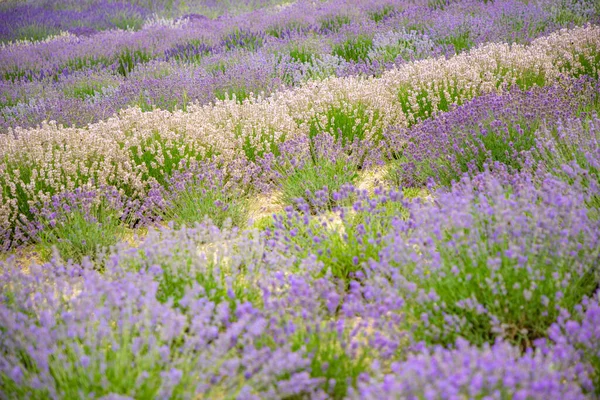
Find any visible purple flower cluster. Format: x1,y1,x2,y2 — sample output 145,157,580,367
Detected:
352,338,591,399
545,293,600,396
387,77,600,187
0,1,150,43
0,221,405,398
373,169,600,347
2,171,599,397
2,0,597,130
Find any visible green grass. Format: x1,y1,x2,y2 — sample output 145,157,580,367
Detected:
288,45,317,64
265,20,308,38
12,23,59,43
214,86,252,104
63,80,110,100
206,60,228,75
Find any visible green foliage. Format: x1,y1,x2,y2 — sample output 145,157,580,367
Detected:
397,195,599,349
1,158,58,225
288,45,317,64
36,200,125,264
206,60,228,75
64,55,111,76
166,39,212,64
309,102,382,146
2,306,195,399
236,123,283,162
214,86,251,104
223,29,264,52
13,23,58,43
127,131,214,191
290,327,370,399
273,189,410,282
0,93,19,108
533,100,600,209
437,30,473,54
3,68,33,83
136,89,190,112
397,79,476,126
122,229,261,310
319,15,351,33
438,118,539,187
116,48,153,77
63,80,108,100
368,5,396,23
265,20,307,38
427,0,449,10
332,35,373,62
110,11,145,30
558,47,600,81
552,8,588,27
162,185,247,230
154,251,257,309
250,214,279,232
278,158,358,212
372,35,418,63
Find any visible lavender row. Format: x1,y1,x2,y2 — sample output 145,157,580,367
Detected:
14,76,600,260
2,0,598,130
0,0,290,43
1,25,598,248
1,165,599,398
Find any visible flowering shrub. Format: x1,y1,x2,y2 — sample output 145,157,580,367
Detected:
377,170,600,347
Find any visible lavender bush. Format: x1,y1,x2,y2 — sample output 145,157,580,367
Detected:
387,78,600,188
376,170,600,347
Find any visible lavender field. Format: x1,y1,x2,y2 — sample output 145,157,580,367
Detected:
1,0,600,398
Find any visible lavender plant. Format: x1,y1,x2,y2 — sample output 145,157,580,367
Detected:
547,292,600,396
377,170,600,347
160,161,248,229
386,78,600,188
32,187,128,263
351,338,591,399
